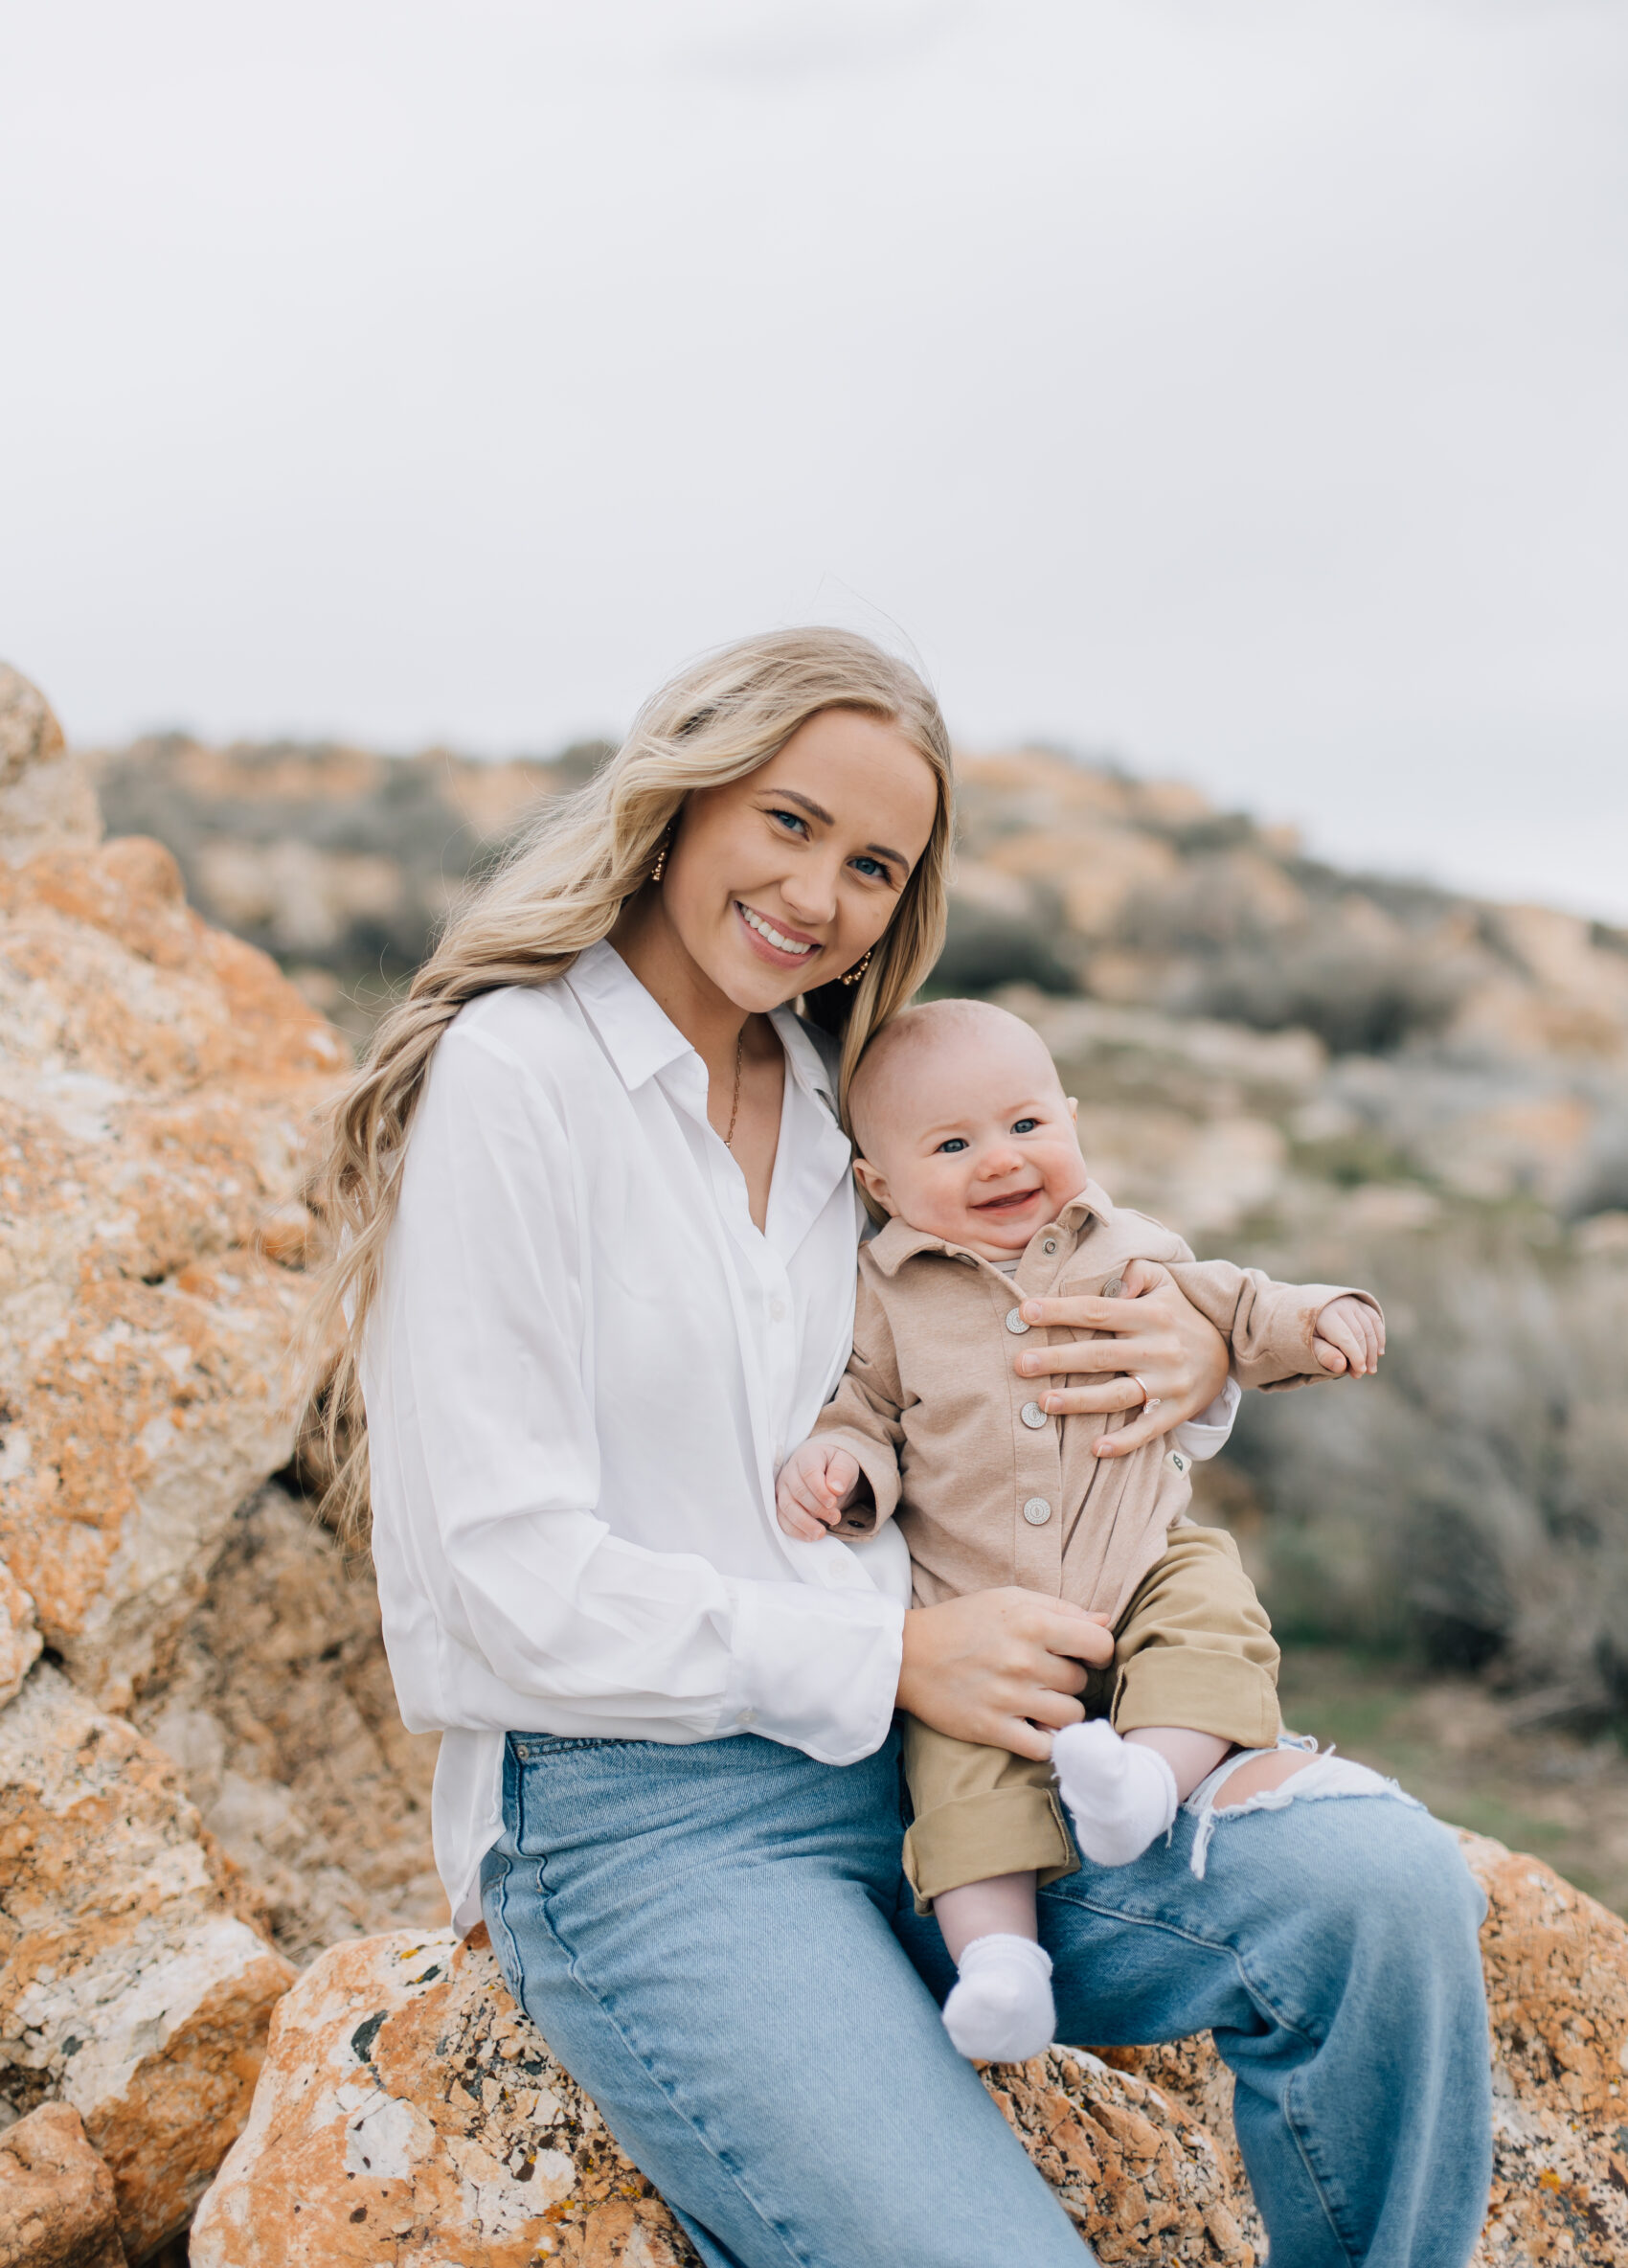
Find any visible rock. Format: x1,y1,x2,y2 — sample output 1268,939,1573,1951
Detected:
0,2100,126,2268
192,1924,1259,2267
0,1664,296,2259
132,1483,444,1966
0,1557,41,1711
0,684,349,1706
0,664,101,867
1459,1828,1628,2265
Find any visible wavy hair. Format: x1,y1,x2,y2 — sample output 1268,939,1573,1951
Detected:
304,627,955,1542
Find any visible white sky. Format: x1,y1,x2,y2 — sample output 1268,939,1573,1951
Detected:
3,1,1625,917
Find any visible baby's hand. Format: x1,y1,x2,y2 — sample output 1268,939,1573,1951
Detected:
1314,1295,1385,1378
776,1440,863,1540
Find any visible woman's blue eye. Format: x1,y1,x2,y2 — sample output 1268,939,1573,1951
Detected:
769,808,808,836
1012,1118,1039,1134
851,855,888,880
937,1137,969,1153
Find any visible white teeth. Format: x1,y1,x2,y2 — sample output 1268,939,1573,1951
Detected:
738,903,814,956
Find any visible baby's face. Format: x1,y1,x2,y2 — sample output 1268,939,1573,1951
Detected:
853,1013,1090,1262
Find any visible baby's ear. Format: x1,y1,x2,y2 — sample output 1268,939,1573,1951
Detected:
852,1157,897,1217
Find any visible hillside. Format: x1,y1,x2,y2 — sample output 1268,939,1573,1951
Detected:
86,730,1628,1778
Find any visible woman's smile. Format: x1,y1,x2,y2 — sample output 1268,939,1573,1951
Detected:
734,897,822,967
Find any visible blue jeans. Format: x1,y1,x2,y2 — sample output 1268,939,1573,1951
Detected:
481,1727,1490,2268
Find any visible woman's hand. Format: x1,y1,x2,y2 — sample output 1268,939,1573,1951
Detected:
1010,1257,1230,1461
897,1589,1114,1761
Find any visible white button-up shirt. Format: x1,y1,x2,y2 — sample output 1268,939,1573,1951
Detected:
362,941,1238,1930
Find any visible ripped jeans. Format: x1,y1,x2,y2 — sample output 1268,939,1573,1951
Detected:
482,1725,1491,2268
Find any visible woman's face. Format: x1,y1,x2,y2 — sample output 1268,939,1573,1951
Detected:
659,709,940,1013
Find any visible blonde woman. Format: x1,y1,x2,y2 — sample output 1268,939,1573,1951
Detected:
313,630,1490,2268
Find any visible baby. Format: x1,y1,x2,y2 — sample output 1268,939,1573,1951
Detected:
776,1000,1384,2064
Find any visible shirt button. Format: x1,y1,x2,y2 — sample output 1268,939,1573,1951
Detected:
736,1708,757,1726
1005,1308,1030,1334
1022,1496,1051,1526
1020,1400,1049,1429
770,1297,788,1324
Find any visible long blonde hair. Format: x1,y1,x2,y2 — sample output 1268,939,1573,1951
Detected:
305,626,955,1542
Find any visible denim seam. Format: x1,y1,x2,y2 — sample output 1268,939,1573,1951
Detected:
485,1848,529,2013
1280,2068,1363,2266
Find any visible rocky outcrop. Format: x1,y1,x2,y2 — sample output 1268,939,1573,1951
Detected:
130,1482,443,1967
0,2100,127,2268
0,669,348,2254
0,691,348,1710
192,1830,1628,2267
191,1924,1261,2267
0,664,101,869
0,1665,295,2257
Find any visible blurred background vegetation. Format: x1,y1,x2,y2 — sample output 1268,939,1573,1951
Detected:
91,729,1628,1910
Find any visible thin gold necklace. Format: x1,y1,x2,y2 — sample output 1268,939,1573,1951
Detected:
724,1029,745,1148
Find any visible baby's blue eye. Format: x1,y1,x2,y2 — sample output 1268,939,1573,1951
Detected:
937,1137,969,1153
1012,1118,1039,1134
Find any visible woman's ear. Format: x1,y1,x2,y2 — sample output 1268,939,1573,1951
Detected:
1067,1096,1078,1123
851,1157,897,1217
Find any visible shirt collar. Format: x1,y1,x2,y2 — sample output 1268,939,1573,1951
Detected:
563,940,695,1092
866,1178,1116,1279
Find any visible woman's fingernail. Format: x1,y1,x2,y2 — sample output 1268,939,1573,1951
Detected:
1021,1303,1039,1322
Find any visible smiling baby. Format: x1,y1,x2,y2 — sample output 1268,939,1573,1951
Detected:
776,999,1384,2063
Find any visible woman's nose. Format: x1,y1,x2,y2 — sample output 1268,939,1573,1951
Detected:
780,856,842,925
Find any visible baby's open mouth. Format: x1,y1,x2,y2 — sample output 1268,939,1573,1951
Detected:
974,1188,1042,1213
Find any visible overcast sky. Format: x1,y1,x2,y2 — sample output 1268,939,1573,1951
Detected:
3,1,1625,917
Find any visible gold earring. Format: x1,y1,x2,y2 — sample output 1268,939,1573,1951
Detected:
839,947,872,988
650,827,672,884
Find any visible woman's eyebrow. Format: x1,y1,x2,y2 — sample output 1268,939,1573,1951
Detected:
774,788,911,872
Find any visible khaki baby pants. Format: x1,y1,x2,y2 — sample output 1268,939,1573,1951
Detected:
900,1524,1280,1911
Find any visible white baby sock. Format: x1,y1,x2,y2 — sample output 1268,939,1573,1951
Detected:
1052,1720,1179,1867
940,1934,1055,2064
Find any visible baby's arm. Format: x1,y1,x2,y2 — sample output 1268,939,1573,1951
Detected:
1164,1259,1385,1392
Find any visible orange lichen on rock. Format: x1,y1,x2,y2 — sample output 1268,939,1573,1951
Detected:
0,703,348,1706
0,1666,294,2258
192,1925,1259,2267
0,2099,127,2268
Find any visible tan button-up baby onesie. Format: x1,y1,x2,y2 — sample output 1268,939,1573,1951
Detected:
812,1179,1378,1906
818,1178,1373,1626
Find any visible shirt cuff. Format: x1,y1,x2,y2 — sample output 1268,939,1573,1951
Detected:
720,1577,905,1766
1173,1376,1240,1461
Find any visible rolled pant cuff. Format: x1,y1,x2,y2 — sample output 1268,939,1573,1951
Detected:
902,1784,1077,1914
1113,1648,1281,1751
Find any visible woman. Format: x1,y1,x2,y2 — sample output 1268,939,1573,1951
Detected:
313,630,1491,2268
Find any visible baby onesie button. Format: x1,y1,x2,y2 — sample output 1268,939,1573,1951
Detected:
1042,1237,1058,1255
1005,1308,1030,1334
1020,1400,1049,1429
1103,1279,1123,1299
1022,1497,1051,1526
